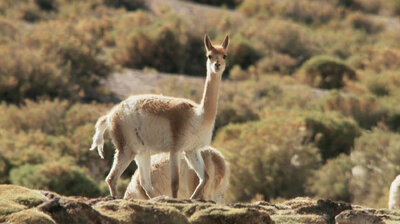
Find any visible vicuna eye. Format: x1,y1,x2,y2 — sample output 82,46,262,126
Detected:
223,55,227,59
208,55,212,60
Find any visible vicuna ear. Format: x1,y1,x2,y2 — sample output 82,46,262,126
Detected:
204,34,213,51
221,34,229,50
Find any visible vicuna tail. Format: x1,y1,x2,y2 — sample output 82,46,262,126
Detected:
90,115,108,159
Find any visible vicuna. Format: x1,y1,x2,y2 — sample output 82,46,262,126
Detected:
389,174,400,209
90,34,229,199
124,147,229,203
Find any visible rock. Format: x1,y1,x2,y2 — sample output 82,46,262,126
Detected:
1,185,399,224
296,199,352,224
335,210,384,224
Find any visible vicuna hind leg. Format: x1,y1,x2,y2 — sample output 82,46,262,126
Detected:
106,149,135,197
185,150,209,199
170,151,180,198
135,151,156,199
107,116,135,197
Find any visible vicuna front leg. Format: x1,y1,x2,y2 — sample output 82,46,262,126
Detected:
170,151,180,198
106,149,135,197
136,151,156,199
185,150,209,199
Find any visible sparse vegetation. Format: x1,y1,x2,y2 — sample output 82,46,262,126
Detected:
0,0,399,210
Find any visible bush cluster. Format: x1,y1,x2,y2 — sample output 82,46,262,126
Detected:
214,114,321,202
10,161,101,197
297,55,357,89
304,111,361,161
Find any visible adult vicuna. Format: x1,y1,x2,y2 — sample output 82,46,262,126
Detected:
124,147,229,203
389,174,400,209
90,34,229,199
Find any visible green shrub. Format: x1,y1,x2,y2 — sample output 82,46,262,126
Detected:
361,48,400,73
112,15,191,74
226,35,260,72
182,0,242,8
214,116,321,202
215,102,259,132
322,92,386,129
0,45,64,103
380,94,400,132
0,100,68,134
352,0,383,14
255,54,297,75
34,0,58,11
389,0,400,15
0,152,10,184
239,0,336,25
304,111,361,161
350,127,400,208
345,12,384,34
103,0,145,10
247,19,320,62
330,0,356,7
0,20,112,103
307,154,353,202
10,162,101,197
0,18,19,44
297,55,357,89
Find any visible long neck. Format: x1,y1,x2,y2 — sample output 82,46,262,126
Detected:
200,70,222,125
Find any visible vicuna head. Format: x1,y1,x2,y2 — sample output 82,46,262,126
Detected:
205,34,229,74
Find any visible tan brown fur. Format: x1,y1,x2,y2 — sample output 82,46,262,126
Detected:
207,46,227,57
124,147,229,203
138,98,196,147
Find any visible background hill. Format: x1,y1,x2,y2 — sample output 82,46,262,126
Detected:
1,0,400,210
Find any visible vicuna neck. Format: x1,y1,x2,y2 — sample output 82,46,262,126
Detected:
200,70,222,126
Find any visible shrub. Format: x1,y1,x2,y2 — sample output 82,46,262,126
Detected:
0,45,64,103
226,35,260,72
255,54,297,75
215,101,259,132
389,0,400,15
297,55,357,89
0,20,112,103
0,100,68,134
34,0,58,11
10,162,101,197
380,94,400,132
0,130,70,167
0,152,10,184
365,71,400,97
322,92,386,129
182,0,242,8
345,12,384,34
307,154,353,202
350,127,400,208
214,116,321,202
248,19,320,62
239,0,336,25
103,0,145,11
304,111,361,161
0,18,19,44
112,15,191,74
361,48,400,73
352,0,383,14
278,0,337,25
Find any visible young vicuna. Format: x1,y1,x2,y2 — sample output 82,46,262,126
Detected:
389,174,400,209
124,147,229,203
90,34,229,199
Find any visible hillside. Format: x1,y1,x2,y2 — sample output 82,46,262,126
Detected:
1,185,399,224
2,0,400,214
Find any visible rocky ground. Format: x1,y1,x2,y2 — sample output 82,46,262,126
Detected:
1,185,399,224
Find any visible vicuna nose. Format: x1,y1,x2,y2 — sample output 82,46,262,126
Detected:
215,63,220,68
